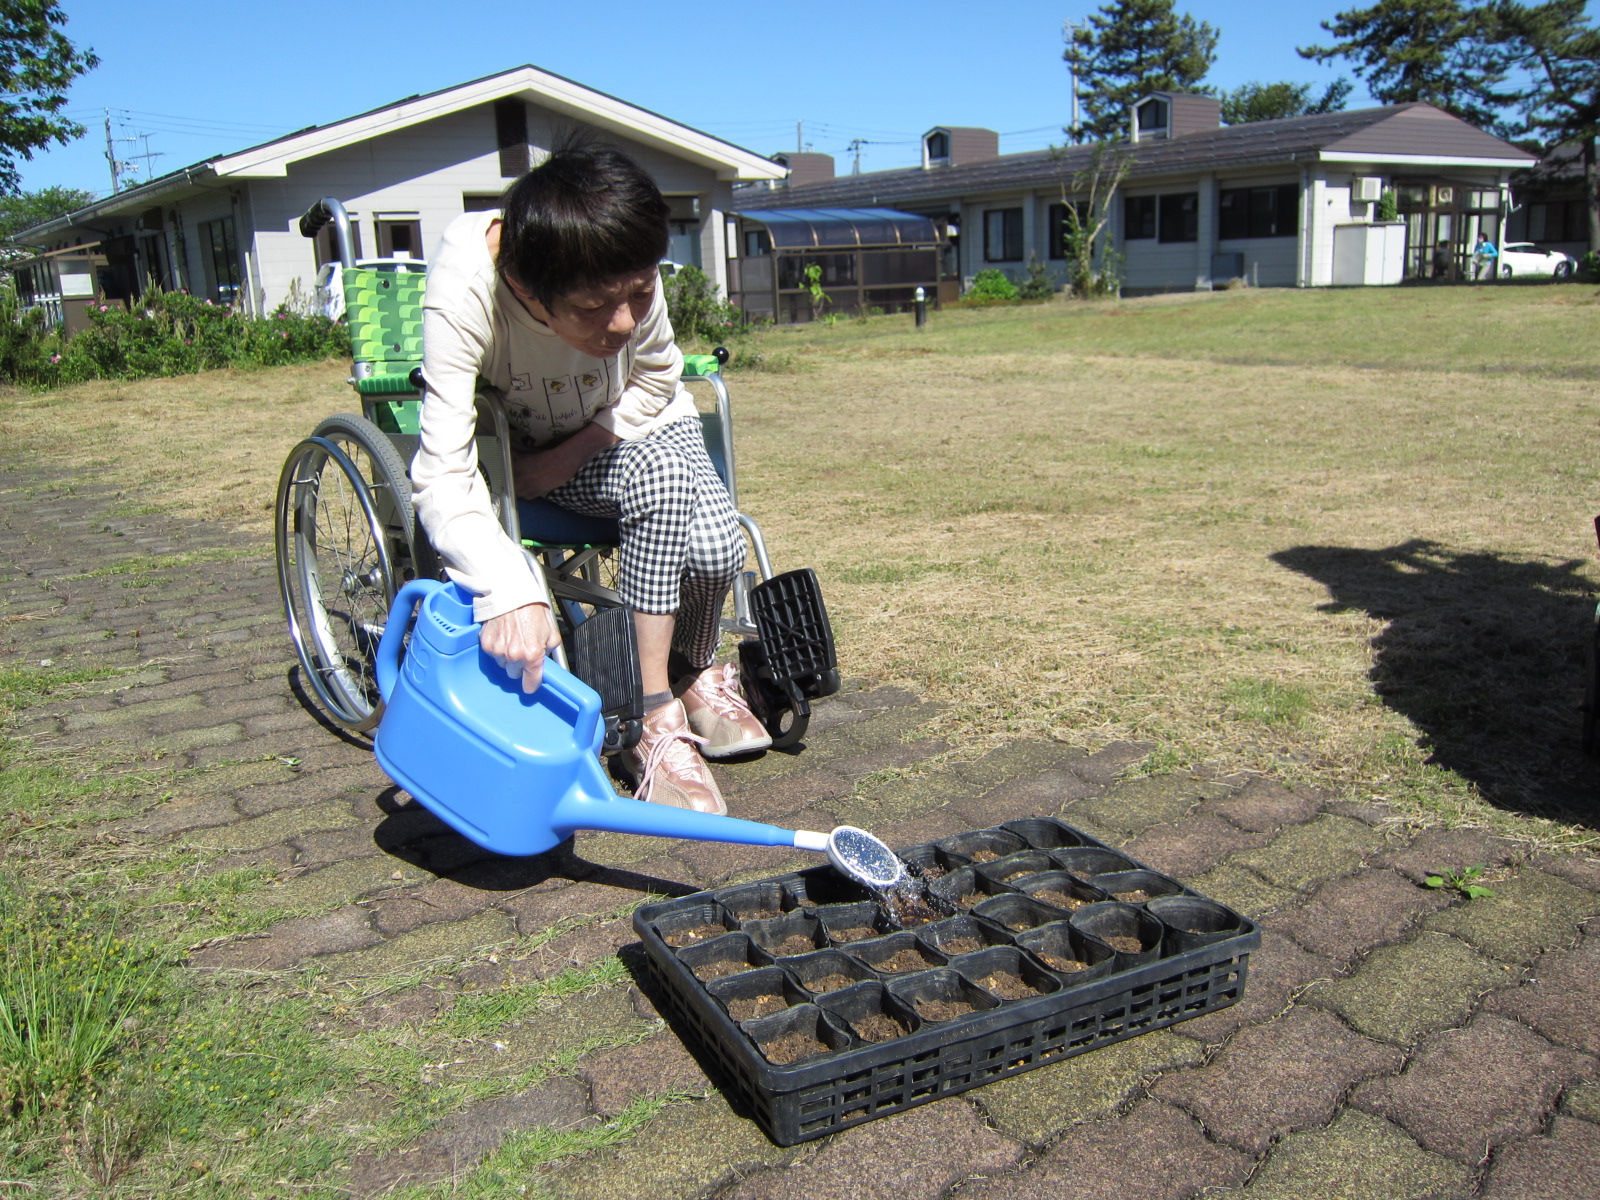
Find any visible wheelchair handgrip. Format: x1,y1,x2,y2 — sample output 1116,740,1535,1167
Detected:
298,200,335,240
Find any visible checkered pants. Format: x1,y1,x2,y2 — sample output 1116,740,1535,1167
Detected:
546,417,743,668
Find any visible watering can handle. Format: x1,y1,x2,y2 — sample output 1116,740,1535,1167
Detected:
376,578,445,701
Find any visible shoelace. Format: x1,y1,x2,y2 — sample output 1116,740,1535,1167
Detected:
635,720,711,807
692,664,751,720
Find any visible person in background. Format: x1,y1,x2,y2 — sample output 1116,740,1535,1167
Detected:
1472,231,1498,283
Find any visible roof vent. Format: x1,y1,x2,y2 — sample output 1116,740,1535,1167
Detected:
1130,93,1221,142
922,127,999,169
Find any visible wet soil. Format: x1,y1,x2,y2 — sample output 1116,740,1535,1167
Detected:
933,935,983,955
957,892,985,909
828,925,878,944
773,935,818,957
1105,934,1146,954
1031,889,1089,911
665,923,728,948
760,1030,832,1065
915,864,947,881
803,972,857,994
969,850,1000,863
692,959,749,982
1038,952,1091,973
998,867,1038,883
914,997,977,1022
876,948,933,974
851,1012,909,1042
886,890,943,927
1113,889,1152,904
1000,914,1043,932
726,993,789,1022
977,970,1041,1000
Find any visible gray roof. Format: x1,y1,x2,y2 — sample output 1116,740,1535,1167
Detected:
734,104,1535,212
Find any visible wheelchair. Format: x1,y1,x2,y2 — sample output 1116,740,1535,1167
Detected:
275,197,838,752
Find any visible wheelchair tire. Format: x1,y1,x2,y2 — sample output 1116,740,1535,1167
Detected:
276,414,419,732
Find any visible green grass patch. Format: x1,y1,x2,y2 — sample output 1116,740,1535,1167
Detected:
1221,678,1315,727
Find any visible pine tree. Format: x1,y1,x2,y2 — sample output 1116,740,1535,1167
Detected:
1219,79,1353,124
0,0,97,194
1064,0,1219,141
1299,0,1518,134
1493,0,1600,251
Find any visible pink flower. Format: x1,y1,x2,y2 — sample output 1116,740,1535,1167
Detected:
98,304,108,312
280,331,288,338
48,354,60,363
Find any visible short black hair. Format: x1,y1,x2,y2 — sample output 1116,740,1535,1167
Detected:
498,138,670,309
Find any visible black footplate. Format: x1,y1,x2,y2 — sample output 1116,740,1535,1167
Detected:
565,603,643,755
738,568,840,750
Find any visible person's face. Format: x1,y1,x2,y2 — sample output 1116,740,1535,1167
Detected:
509,269,658,358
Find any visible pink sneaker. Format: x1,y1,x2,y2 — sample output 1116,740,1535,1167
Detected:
678,663,772,758
629,699,726,814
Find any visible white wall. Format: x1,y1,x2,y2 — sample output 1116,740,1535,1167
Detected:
238,102,729,313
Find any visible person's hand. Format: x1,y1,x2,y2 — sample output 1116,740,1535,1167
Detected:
479,602,561,693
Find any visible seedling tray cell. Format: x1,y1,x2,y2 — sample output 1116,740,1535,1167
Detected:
635,822,1258,1145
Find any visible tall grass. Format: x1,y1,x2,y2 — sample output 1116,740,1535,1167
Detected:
0,880,170,1128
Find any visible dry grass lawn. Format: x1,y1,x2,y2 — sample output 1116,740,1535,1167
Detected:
5,282,1597,843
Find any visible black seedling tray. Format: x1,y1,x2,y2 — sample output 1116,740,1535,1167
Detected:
633,818,1259,1146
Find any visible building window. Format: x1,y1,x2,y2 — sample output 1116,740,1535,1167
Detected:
1048,202,1087,259
1136,98,1168,133
1527,199,1587,242
1219,184,1299,239
199,215,239,304
376,218,423,261
744,229,772,257
1158,193,1199,243
1124,195,1157,239
984,207,1023,261
926,131,949,162
462,194,501,213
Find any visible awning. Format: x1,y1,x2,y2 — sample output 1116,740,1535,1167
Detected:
737,207,940,250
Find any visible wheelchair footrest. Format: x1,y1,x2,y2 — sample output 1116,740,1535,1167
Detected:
565,603,643,754
747,568,838,705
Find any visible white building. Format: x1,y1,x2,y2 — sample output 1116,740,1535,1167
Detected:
12,65,784,323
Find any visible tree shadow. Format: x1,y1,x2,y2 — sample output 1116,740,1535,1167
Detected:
1272,539,1597,824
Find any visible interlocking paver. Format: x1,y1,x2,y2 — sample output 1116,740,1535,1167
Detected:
1305,932,1509,1045
954,1099,1252,1200
1150,1007,1403,1153
1275,867,1453,960
1481,928,1600,1055
1422,869,1600,965
1477,1116,1600,1199
1351,1013,1597,1164
724,1098,1024,1200
1212,1108,1471,1200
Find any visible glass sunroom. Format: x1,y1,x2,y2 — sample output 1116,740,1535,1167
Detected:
728,208,943,323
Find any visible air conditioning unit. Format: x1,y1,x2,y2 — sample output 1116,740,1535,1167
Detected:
1352,176,1383,203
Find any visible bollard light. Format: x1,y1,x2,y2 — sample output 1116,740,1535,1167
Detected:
913,286,927,329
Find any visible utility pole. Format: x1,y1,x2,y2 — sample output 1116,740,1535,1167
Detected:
1062,20,1083,144
132,134,164,183
103,109,138,191
797,120,802,154
104,109,121,192
847,138,873,174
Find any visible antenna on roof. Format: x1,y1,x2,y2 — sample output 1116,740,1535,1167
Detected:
1062,19,1083,144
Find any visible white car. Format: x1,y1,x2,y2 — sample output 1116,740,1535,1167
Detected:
313,257,427,320
1497,242,1577,279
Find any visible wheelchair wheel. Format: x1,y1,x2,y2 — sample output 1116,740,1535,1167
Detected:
276,414,418,732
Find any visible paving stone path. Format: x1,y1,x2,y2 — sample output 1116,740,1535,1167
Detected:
4,459,1600,1199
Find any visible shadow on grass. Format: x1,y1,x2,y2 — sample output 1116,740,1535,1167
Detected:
1273,539,1598,825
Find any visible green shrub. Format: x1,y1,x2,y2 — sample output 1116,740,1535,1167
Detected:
1377,189,1399,222
662,265,748,343
0,286,348,387
1581,250,1600,281
1017,256,1057,301
964,269,1020,304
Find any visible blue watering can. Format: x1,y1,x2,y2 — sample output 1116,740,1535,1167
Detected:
373,579,902,886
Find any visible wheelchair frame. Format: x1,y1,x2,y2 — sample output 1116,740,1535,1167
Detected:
275,197,836,747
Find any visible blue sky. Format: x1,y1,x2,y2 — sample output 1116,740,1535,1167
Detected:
15,0,1570,195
